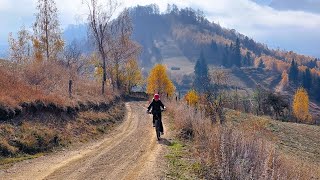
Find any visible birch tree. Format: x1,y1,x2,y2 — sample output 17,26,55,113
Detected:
33,0,64,61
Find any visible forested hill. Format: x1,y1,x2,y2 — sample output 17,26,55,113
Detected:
129,4,319,68
129,4,320,103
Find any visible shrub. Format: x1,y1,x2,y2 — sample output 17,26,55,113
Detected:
0,139,17,156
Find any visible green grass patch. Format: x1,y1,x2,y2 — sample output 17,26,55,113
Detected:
0,153,44,168
165,141,202,180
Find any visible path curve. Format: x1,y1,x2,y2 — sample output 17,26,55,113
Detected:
0,102,169,180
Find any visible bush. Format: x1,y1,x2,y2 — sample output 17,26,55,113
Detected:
0,140,17,156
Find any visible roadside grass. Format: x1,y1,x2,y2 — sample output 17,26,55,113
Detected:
165,108,203,180
0,153,44,168
167,100,320,179
0,102,126,165
165,141,202,180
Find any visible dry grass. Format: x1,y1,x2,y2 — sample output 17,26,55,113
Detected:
167,101,320,179
0,61,116,111
0,59,124,162
227,110,320,166
0,102,125,162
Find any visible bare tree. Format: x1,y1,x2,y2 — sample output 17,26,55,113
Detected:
204,70,230,124
8,26,32,64
64,40,90,97
64,40,82,70
108,9,141,90
84,0,119,94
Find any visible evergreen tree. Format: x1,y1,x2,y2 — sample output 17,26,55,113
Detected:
228,43,234,67
258,58,265,69
211,40,218,52
234,38,242,67
222,39,242,68
303,68,312,90
242,51,252,67
222,44,230,67
194,52,210,93
289,59,299,83
306,58,318,68
314,77,320,101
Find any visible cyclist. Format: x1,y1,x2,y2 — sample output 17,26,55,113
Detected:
147,94,166,135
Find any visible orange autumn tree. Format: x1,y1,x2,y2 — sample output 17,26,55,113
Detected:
147,64,175,97
185,89,199,106
293,87,312,123
279,71,289,91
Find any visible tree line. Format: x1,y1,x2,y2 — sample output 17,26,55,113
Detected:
287,59,320,101
188,52,315,124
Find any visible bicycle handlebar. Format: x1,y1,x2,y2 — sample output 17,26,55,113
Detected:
147,108,166,114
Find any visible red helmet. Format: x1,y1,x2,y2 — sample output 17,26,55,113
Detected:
154,94,160,100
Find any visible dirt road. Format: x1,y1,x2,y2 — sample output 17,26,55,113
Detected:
0,102,170,180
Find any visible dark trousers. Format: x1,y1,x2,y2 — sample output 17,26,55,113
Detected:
153,113,164,133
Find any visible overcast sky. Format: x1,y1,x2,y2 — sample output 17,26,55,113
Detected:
1,0,320,57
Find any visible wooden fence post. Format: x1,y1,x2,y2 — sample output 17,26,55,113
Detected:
69,80,73,98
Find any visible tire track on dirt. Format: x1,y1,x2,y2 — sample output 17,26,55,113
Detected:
0,102,168,180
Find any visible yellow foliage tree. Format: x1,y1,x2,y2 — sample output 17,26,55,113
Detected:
32,38,43,64
147,64,175,97
33,0,64,61
91,53,103,81
125,59,143,93
94,66,103,81
185,89,199,106
293,87,312,123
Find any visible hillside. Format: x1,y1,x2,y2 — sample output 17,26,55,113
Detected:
128,5,320,121
129,5,318,66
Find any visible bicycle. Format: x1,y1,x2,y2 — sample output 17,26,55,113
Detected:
148,109,165,141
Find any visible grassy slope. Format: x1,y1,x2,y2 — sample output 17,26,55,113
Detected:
227,110,320,166
158,38,195,76
168,101,320,178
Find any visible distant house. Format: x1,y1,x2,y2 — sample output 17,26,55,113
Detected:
131,85,145,93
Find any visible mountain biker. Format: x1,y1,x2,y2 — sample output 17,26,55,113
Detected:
147,94,166,135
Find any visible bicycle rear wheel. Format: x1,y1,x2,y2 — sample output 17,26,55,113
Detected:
155,119,161,141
